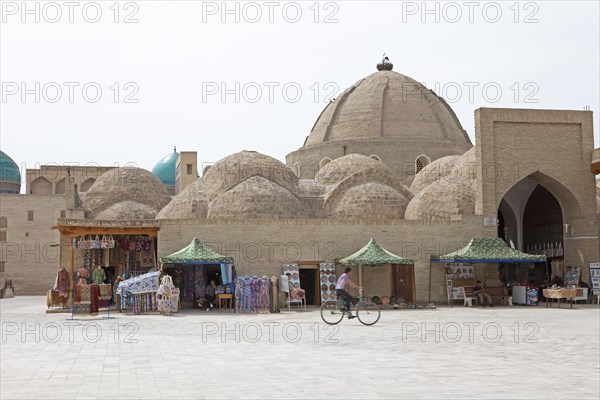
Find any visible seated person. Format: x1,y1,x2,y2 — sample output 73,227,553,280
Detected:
205,280,217,310
474,280,494,307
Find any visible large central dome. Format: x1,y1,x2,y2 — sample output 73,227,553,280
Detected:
286,63,472,182
306,70,469,145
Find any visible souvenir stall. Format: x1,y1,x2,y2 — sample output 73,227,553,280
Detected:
116,270,161,315
339,238,414,306
430,238,547,306
160,238,234,310
53,221,159,309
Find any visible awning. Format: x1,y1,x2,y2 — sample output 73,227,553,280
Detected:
339,238,413,266
117,270,160,295
431,238,547,263
160,237,234,264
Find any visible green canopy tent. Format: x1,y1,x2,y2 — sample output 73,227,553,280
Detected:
339,238,414,290
160,237,234,284
429,237,547,303
160,237,233,264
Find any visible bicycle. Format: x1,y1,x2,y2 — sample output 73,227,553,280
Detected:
320,289,381,326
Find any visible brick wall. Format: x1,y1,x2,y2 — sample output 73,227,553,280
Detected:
0,194,64,295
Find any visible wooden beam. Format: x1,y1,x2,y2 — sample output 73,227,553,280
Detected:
55,226,158,237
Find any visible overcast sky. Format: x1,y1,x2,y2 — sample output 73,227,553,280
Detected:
1,1,599,186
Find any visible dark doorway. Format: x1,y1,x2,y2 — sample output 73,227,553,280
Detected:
392,265,415,303
523,185,563,285
299,268,317,305
523,185,563,246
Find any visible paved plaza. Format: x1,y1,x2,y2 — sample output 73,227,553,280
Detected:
1,297,599,399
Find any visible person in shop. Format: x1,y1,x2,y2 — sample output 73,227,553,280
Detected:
205,280,217,311
335,267,362,319
474,280,494,307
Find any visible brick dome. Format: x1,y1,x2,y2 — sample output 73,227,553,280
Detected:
315,154,394,185
287,67,473,180
451,147,477,185
410,155,462,194
305,71,469,146
405,179,475,221
156,179,208,220
329,182,409,220
95,201,157,220
84,167,172,215
203,151,299,201
207,176,307,220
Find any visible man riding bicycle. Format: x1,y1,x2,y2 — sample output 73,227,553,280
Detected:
335,267,362,319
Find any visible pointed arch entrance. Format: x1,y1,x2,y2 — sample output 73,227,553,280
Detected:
497,173,568,286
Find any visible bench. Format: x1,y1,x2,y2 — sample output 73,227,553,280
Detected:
463,286,510,306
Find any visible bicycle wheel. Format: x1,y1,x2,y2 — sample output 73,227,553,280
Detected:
320,301,344,325
356,301,381,326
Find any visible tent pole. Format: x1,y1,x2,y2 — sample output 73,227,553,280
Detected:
428,261,432,304
359,265,363,289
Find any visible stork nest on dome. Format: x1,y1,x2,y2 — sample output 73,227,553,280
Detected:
376,54,393,71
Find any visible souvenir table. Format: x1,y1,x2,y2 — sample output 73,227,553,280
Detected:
543,288,584,308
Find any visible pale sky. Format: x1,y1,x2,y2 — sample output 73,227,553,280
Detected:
1,1,599,188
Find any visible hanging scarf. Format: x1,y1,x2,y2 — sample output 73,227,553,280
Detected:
56,268,70,298
183,267,194,301
259,277,270,313
242,276,252,313
194,266,206,300
234,277,243,313
250,277,260,313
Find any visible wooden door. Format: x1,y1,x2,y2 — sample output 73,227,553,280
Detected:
391,264,415,303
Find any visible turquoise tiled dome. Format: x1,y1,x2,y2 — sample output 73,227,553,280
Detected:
152,148,179,187
0,150,21,193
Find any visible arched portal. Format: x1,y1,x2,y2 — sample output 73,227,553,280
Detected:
498,175,565,286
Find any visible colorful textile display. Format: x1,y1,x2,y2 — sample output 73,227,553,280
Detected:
250,277,260,313
75,284,91,305
234,277,243,313
92,267,106,285
234,275,278,313
54,268,70,298
243,276,252,313
98,284,112,300
157,275,179,315
194,266,206,301
182,268,194,301
259,276,270,313
76,267,89,285
90,284,100,314
117,271,160,295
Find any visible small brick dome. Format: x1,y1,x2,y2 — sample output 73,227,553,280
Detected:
203,151,299,201
95,201,157,220
329,182,409,220
156,179,208,220
207,176,307,220
405,179,475,221
315,154,394,185
84,167,172,215
410,155,462,194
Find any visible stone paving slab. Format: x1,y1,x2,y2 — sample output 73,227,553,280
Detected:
1,297,599,399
